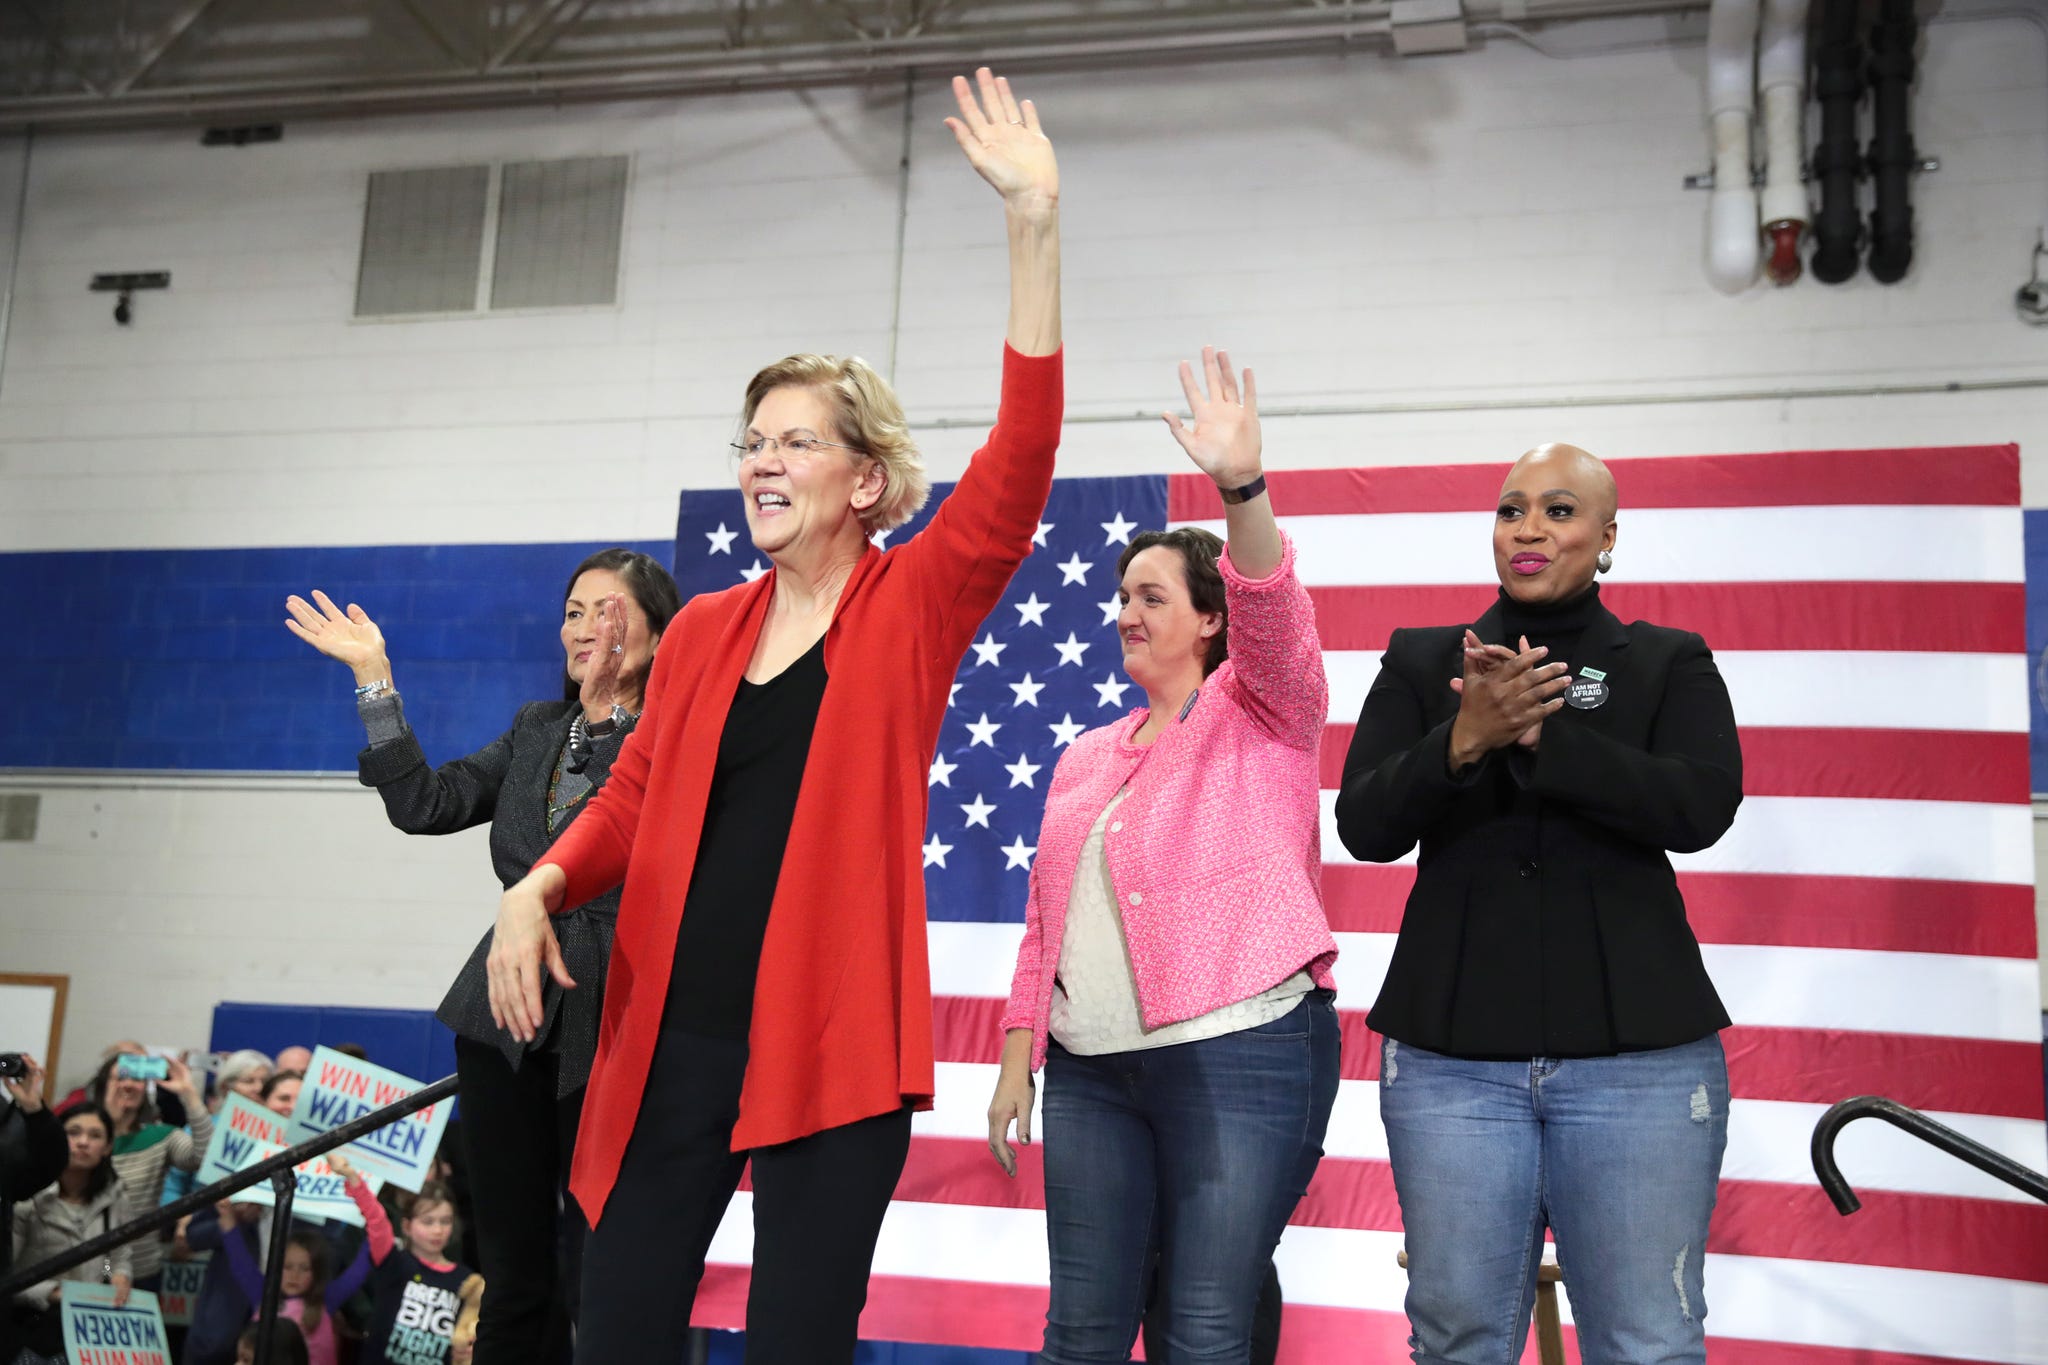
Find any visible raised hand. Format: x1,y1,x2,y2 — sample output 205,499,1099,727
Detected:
285,590,391,688
945,68,1058,211
578,592,630,721
2,1051,45,1113
1163,347,1262,492
1447,635,1572,771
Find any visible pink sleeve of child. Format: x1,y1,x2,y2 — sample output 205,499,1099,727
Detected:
346,1178,395,1263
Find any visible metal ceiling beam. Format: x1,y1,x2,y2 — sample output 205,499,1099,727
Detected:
395,0,483,71
110,0,229,96
0,0,1708,132
13,1,104,96
486,0,602,72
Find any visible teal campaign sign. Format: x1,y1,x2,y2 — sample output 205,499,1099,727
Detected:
229,1139,377,1226
284,1046,450,1193
158,1256,208,1327
61,1282,170,1365
195,1093,291,1186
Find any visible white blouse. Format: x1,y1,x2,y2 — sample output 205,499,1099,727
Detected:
1049,788,1313,1056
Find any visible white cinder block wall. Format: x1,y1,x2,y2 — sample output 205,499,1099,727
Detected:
3,13,2047,1086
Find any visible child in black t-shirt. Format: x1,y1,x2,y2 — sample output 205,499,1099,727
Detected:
332,1156,478,1365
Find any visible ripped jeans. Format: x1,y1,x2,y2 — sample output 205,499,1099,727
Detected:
1378,1033,1728,1365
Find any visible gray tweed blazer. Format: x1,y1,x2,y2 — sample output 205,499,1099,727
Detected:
357,699,624,1096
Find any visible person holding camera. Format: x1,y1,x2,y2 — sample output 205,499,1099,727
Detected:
86,1051,212,1289
1,1054,68,1364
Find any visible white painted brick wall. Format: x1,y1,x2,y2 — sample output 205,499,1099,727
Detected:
4,14,2047,1078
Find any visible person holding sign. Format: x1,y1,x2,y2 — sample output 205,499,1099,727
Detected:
284,549,678,1365
9,1104,132,1362
1335,443,1742,1365
334,1155,477,1365
486,67,1063,1364
218,1222,371,1365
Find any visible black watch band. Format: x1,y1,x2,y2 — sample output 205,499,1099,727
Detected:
1217,473,1267,505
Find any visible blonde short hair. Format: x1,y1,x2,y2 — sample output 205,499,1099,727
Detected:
742,354,930,534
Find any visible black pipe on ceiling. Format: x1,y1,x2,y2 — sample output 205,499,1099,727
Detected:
1865,0,1918,284
1808,0,1863,285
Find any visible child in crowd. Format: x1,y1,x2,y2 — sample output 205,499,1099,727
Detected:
332,1155,478,1365
219,1219,372,1365
235,1319,311,1365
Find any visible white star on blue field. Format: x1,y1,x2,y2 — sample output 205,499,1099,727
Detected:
675,472,1169,923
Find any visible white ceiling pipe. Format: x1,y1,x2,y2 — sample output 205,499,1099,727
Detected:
1704,0,1761,293
1757,0,1810,284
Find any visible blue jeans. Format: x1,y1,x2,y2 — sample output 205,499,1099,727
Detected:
1379,1034,1729,1365
1038,991,1340,1364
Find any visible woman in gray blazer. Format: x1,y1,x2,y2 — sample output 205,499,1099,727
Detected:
284,547,680,1365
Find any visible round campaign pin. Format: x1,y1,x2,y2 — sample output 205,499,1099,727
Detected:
1564,668,1610,710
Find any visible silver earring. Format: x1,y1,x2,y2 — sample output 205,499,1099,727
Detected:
1596,550,1613,573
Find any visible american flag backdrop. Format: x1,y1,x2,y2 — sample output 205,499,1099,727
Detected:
671,443,2048,1363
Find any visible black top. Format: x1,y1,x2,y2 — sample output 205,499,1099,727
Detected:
664,636,830,1040
359,1248,474,1365
1335,589,1743,1058
357,699,630,1097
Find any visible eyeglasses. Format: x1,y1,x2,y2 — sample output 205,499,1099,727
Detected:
730,435,865,462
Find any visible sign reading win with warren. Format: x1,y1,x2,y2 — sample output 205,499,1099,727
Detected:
195,1093,290,1186
285,1046,450,1193
61,1283,169,1365
229,1141,374,1226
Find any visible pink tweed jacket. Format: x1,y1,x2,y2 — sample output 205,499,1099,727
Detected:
1001,532,1338,1069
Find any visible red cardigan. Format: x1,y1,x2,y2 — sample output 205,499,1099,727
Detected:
539,346,1063,1225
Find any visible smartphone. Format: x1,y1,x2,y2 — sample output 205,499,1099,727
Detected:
115,1054,170,1081
185,1051,230,1075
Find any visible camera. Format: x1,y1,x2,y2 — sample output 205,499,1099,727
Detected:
0,1053,26,1080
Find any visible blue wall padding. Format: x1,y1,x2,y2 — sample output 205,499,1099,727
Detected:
0,539,670,770
208,1001,458,1086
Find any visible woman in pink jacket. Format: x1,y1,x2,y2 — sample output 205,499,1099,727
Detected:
988,349,1338,1364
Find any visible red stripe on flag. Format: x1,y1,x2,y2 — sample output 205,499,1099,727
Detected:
936,997,2047,1119
1317,725,2031,805
1309,582,2026,653
1320,865,2041,960
888,1138,2048,1284
1166,445,2020,520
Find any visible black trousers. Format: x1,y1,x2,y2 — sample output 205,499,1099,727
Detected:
575,1028,912,1365
455,1036,587,1365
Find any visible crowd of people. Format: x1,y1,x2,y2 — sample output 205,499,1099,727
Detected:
7,64,1743,1365
2,1044,481,1365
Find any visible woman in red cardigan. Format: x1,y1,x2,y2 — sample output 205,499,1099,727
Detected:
482,67,1062,1364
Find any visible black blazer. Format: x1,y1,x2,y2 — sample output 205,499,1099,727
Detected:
1335,597,1742,1057
358,700,625,1095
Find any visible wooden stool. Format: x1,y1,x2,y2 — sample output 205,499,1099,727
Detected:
1395,1250,1567,1365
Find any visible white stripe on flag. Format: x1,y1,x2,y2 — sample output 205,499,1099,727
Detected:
929,923,2037,1041
1315,791,2036,885
1176,507,2026,585
921,1064,2048,1205
1323,651,2031,732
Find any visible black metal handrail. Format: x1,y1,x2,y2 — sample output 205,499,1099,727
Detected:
1810,1094,2048,1212
4,1074,458,1365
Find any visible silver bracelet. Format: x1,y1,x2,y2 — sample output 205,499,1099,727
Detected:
354,678,392,702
